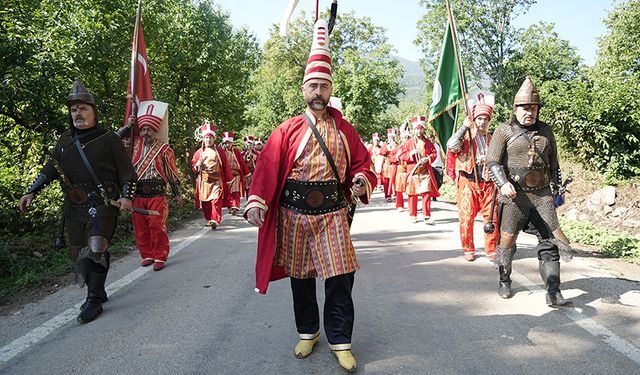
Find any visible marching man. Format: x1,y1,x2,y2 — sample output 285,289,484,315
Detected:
244,17,376,373
125,101,183,271
221,132,251,215
400,116,440,224
447,92,498,262
192,122,233,229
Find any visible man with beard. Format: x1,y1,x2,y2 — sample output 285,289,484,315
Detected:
400,116,441,224
486,77,572,306
121,101,183,271
244,19,376,373
447,93,498,262
221,132,251,215
19,79,136,323
192,122,233,229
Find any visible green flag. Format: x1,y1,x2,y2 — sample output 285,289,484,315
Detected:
428,17,467,152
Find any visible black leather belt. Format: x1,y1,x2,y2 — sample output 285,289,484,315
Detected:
460,170,487,183
63,182,117,208
280,179,347,215
509,166,550,191
136,179,166,198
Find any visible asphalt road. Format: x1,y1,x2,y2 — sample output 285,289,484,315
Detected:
1,191,639,374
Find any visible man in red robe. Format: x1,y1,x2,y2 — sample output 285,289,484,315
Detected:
379,128,397,202
400,116,441,224
192,122,233,229
128,101,183,271
221,131,251,214
244,18,376,373
447,92,498,262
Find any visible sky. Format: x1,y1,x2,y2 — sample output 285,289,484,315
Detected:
213,0,614,66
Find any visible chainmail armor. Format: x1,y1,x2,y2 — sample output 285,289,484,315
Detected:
486,120,561,235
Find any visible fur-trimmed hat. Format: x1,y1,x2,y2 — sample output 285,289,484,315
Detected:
222,131,234,143
200,121,217,138
410,116,426,130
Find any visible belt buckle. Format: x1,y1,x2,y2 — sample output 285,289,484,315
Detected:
305,190,325,208
68,188,88,204
142,184,153,194
524,170,542,187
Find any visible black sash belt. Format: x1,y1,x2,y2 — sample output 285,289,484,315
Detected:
136,179,166,198
280,179,347,215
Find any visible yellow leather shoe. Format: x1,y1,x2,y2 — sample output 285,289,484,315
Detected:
294,335,319,359
332,350,357,373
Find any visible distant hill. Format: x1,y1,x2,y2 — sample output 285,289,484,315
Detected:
395,55,425,104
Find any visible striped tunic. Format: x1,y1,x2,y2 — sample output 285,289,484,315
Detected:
275,115,359,279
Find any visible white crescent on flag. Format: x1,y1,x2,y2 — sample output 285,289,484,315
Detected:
137,53,148,76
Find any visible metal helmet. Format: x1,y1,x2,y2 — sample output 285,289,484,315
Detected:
513,76,540,106
67,78,95,107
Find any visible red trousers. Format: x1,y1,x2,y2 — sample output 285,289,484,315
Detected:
408,193,433,217
395,191,405,209
382,177,391,199
456,177,498,256
133,196,170,262
228,192,241,209
202,199,223,224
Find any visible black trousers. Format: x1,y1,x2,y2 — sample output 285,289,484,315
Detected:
290,272,355,347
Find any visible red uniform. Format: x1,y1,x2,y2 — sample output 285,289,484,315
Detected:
131,140,181,264
192,145,233,226
450,131,498,258
245,107,376,294
224,147,251,210
400,137,440,220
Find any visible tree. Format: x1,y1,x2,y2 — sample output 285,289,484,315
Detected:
416,0,536,93
247,10,404,138
542,0,640,181
0,0,260,231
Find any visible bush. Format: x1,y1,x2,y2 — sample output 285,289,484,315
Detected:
560,218,640,261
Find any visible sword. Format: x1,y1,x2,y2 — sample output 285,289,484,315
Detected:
108,199,160,216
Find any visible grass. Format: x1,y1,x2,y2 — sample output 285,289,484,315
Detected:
0,198,197,306
560,218,640,263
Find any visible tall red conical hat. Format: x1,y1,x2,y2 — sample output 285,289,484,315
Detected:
303,19,332,84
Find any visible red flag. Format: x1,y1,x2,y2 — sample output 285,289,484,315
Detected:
124,22,153,124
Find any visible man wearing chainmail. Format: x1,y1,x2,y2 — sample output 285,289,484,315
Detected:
486,77,572,306
19,79,137,323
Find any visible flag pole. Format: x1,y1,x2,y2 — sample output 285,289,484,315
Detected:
446,0,469,115
129,0,143,157
446,0,479,183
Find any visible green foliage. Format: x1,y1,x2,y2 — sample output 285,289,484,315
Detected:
416,0,536,96
247,11,404,138
560,218,640,261
541,0,640,181
0,0,257,303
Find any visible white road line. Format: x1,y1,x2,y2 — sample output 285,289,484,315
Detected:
0,227,210,364
509,268,640,365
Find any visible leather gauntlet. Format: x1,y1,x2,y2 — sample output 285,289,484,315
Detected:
25,173,52,197
489,164,509,188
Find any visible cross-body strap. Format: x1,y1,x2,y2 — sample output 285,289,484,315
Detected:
75,139,107,198
301,112,347,202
